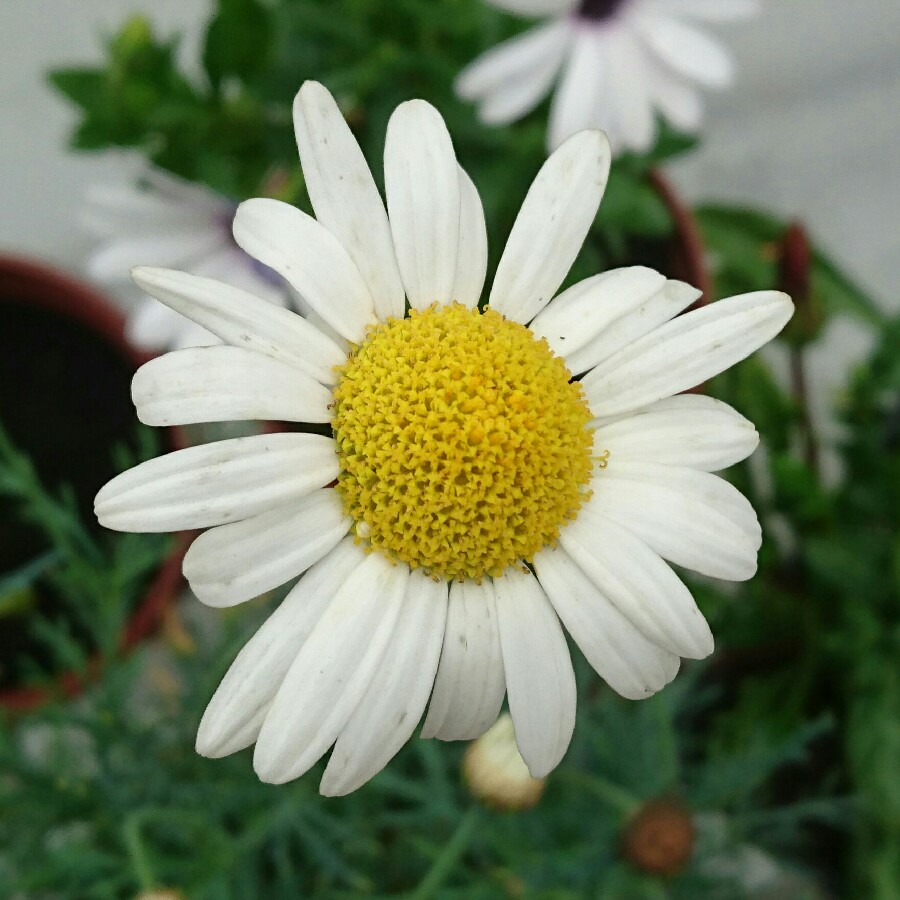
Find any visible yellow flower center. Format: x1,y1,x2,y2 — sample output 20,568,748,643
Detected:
331,303,594,581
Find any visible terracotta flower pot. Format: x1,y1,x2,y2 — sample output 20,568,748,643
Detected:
0,255,188,712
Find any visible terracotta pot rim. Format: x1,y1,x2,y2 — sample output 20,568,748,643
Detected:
0,254,187,713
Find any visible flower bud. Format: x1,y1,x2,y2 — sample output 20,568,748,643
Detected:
622,797,695,876
779,222,822,345
463,714,545,811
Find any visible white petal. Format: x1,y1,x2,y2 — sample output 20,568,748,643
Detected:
490,130,611,324
456,22,571,124
127,298,217,352
486,0,576,14
253,554,408,784
589,461,761,580
142,166,234,217
561,510,714,659
494,569,576,777
385,99,461,310
169,317,223,351
83,183,206,234
183,489,350,607
321,571,449,796
131,267,344,385
88,231,222,282
421,578,506,741
547,28,608,152
637,14,734,88
476,47,567,126
594,394,759,471
293,81,405,322
605,28,656,153
529,266,667,371
451,167,489,308
582,291,794,417
131,346,333,426
195,538,365,757
534,545,680,700
95,433,338,533
645,55,704,132
456,21,568,100
572,279,700,377
232,198,376,343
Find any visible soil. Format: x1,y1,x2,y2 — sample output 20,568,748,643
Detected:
0,298,142,690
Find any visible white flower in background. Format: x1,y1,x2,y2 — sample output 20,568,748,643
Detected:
457,0,758,153
83,167,287,351
95,81,792,796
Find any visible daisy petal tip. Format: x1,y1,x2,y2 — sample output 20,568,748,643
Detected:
182,575,234,610
390,99,455,152
293,79,334,123
561,127,612,175
318,769,359,798
93,495,125,533
733,561,759,583
757,289,795,321
194,725,225,760
666,279,704,306
129,264,155,286
748,289,795,340
181,550,230,609
251,745,287,785
522,751,562,781
297,78,328,101
395,97,441,118
686,625,715,661
777,290,796,317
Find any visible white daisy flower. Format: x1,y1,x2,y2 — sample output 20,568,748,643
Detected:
95,81,792,796
457,0,758,153
84,167,287,351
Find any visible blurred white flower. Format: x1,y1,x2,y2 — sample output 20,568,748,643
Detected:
83,168,287,352
457,0,758,153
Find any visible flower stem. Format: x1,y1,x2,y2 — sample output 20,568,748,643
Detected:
790,343,820,475
560,770,641,818
122,810,156,891
410,807,480,899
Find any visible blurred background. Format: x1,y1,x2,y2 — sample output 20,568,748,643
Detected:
2,1,897,296
1,1,898,898
3,0,897,454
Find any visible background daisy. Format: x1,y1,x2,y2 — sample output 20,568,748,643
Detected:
457,0,759,152
84,166,287,351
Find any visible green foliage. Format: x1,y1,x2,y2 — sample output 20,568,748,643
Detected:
699,309,899,897
0,642,834,897
48,0,695,258
697,205,884,328
34,0,900,896
0,421,170,677
204,0,274,91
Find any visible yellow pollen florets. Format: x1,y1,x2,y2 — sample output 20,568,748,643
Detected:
331,303,594,581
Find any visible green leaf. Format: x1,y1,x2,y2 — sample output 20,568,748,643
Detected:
47,69,107,110
812,248,885,326
697,204,883,326
598,173,672,238
203,0,273,90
